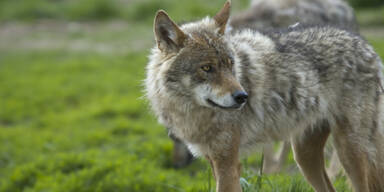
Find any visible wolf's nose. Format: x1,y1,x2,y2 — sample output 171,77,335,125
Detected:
232,91,248,104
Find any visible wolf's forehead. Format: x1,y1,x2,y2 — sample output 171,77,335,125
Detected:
191,31,217,44
189,31,231,56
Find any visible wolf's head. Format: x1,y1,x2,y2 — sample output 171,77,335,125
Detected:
151,1,247,110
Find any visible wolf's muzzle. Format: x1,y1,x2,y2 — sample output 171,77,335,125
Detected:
232,90,248,104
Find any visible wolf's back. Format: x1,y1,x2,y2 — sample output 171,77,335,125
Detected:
230,0,357,32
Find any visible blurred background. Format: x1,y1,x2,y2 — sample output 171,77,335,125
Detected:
0,0,383,191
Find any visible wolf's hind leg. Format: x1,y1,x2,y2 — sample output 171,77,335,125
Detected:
262,143,278,173
332,118,373,192
171,137,193,168
291,121,335,192
326,149,343,181
263,141,290,174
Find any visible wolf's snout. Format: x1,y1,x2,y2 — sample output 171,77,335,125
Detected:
232,91,248,104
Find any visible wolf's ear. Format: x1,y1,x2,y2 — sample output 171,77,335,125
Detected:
214,0,231,35
154,10,186,52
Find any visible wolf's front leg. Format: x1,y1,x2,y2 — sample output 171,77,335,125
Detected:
207,129,242,192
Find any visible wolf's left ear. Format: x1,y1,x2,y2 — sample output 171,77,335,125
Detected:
154,10,186,52
214,0,231,35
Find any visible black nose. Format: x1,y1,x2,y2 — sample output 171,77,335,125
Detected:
232,91,248,104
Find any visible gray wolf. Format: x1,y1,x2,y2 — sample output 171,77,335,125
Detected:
171,0,358,171
229,0,359,175
145,1,384,191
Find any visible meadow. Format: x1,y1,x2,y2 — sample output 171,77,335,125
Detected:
0,0,383,191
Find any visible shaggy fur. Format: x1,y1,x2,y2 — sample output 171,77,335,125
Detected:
230,0,358,32
172,0,359,173
228,0,359,176
145,1,384,191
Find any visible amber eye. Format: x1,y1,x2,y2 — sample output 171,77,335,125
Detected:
201,65,212,72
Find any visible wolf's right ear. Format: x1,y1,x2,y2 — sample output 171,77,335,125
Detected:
214,0,231,35
154,10,186,52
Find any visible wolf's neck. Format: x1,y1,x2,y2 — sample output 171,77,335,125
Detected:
229,30,276,102
230,30,276,55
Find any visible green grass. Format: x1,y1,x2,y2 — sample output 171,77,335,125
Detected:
0,0,249,22
0,49,359,192
369,38,384,57
0,0,383,191
0,0,383,25
0,51,302,191
0,46,359,192
0,50,211,191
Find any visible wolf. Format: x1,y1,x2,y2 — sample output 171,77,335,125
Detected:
228,0,359,175
145,1,384,191
172,0,359,171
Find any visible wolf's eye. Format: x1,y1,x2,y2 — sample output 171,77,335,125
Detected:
201,65,212,72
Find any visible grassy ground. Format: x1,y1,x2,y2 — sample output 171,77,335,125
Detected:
0,0,383,191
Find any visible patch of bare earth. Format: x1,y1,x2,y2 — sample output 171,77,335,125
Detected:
0,20,153,54
360,26,384,39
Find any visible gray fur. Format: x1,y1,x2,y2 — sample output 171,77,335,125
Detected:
230,0,358,32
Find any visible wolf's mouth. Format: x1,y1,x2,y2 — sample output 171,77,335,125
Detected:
206,99,242,109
